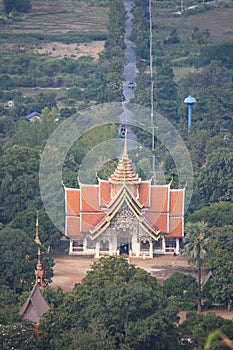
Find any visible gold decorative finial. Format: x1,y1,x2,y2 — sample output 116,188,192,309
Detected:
35,211,41,245
122,128,128,160
35,247,44,288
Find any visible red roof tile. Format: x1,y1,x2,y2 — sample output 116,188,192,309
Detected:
81,185,101,212
145,212,168,233
66,216,81,237
99,180,111,206
150,186,169,212
138,181,150,206
170,190,184,217
169,217,183,237
66,189,80,216
81,212,105,232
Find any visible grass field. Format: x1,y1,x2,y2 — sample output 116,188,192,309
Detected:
153,3,233,43
0,0,109,34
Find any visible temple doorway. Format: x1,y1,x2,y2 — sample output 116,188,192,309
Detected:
118,236,130,255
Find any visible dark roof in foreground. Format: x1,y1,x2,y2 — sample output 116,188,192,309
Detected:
19,283,50,323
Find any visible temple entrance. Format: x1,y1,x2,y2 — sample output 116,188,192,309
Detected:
118,236,130,255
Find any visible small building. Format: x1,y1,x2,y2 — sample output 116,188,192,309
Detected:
64,139,185,257
25,111,41,121
19,213,50,323
19,283,50,323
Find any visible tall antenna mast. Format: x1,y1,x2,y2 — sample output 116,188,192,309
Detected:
149,0,156,182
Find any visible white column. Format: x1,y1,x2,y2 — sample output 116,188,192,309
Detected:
83,237,87,254
149,241,153,258
176,238,180,255
136,241,140,257
95,241,100,258
162,236,166,254
69,239,73,255
109,241,113,256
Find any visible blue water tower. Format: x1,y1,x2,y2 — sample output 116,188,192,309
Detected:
184,95,196,132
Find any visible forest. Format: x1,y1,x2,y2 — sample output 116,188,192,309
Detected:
0,0,233,348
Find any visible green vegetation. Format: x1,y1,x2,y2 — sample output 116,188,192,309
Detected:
0,0,232,348
3,0,32,14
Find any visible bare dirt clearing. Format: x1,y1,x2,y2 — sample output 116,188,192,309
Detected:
35,41,105,60
50,254,196,291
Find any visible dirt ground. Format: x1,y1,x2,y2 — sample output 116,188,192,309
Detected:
35,41,105,60
50,251,233,322
50,253,196,292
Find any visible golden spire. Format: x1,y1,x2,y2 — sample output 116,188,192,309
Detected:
122,129,128,160
35,211,41,245
109,129,141,185
35,247,44,288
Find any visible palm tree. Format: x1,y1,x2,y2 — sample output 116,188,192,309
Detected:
183,221,209,312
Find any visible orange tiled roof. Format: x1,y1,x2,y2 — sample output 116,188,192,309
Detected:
144,212,168,233
81,185,101,212
169,217,183,237
170,190,184,217
150,186,169,212
65,188,80,216
138,181,150,206
99,180,111,206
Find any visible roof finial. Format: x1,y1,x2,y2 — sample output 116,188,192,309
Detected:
35,247,44,288
35,210,41,245
122,128,128,160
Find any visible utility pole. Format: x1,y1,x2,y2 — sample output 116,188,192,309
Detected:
149,0,156,183
181,0,184,13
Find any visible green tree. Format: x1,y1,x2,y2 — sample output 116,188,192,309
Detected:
183,221,210,312
163,272,197,307
191,150,233,211
0,228,54,293
179,311,233,350
154,59,179,121
206,226,233,311
187,202,233,228
39,257,181,350
0,286,20,324
0,145,40,223
3,0,32,14
0,323,38,350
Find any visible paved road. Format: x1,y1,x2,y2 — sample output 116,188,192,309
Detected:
123,0,136,104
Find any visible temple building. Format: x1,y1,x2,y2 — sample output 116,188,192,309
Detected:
64,139,185,257
19,215,50,323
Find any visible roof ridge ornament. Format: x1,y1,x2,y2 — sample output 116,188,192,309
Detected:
35,210,41,245
122,128,128,160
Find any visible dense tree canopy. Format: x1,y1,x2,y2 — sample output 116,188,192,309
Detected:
0,228,54,293
0,145,40,223
183,221,210,312
39,257,181,350
3,0,32,14
206,225,233,310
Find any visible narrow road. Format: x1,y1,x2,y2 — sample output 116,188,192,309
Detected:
120,0,137,152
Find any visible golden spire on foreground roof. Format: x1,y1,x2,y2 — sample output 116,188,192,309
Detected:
35,247,44,288
35,211,41,245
